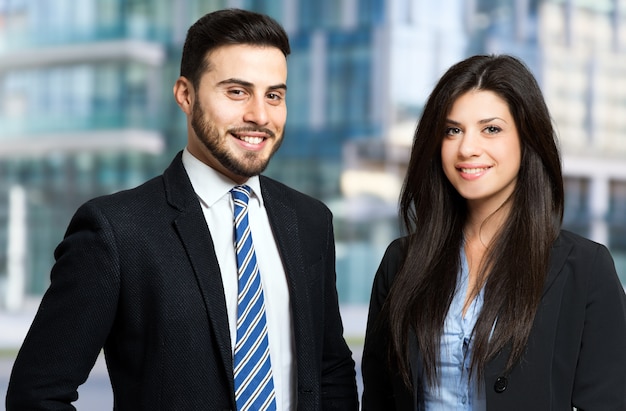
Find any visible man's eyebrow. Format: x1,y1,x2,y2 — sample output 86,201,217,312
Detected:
216,78,253,88
217,78,287,92
268,83,288,92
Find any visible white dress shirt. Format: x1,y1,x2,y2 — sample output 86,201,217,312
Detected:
182,148,295,409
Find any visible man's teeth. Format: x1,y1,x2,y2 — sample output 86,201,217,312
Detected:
461,168,487,174
240,136,263,144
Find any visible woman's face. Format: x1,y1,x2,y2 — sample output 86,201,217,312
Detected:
441,90,521,213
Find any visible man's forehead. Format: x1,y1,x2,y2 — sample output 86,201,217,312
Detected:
204,44,286,67
201,45,287,87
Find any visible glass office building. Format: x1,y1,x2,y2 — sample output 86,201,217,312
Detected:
0,0,389,304
1,0,180,299
463,0,626,283
340,0,626,295
539,0,626,282
0,0,625,310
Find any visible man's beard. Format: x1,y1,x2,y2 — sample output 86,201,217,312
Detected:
191,101,282,178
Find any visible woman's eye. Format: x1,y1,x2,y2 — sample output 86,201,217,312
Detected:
445,127,461,136
484,125,501,134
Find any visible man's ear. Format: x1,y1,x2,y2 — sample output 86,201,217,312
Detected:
173,76,194,115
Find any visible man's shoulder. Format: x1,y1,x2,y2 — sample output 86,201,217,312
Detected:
88,173,165,208
86,152,188,211
73,172,179,230
260,175,330,213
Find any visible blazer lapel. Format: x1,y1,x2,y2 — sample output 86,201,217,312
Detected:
260,177,316,387
485,231,574,386
542,232,573,296
163,152,235,397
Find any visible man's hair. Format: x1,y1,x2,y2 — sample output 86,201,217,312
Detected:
180,8,291,88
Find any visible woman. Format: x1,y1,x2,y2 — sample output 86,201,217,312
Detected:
361,54,626,410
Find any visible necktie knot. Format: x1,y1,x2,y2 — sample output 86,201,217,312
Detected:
231,185,251,206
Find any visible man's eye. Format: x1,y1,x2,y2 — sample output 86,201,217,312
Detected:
228,89,246,97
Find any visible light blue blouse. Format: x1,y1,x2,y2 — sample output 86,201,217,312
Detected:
423,250,487,411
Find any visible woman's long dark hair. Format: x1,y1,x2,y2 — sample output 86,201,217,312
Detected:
386,55,564,388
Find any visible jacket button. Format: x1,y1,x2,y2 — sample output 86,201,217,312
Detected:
494,376,508,393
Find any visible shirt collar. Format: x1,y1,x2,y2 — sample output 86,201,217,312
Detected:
182,148,264,208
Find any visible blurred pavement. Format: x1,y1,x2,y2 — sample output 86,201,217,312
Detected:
0,300,38,351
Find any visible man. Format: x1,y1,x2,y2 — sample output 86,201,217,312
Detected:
6,9,358,410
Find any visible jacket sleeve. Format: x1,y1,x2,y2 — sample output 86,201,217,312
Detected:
5,201,120,411
571,244,626,410
361,238,413,410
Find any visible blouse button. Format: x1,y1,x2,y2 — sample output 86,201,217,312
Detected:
494,376,508,393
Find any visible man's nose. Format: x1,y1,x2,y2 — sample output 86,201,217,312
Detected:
243,96,269,125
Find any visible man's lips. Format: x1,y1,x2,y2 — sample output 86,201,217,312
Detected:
236,135,265,145
230,128,275,146
230,129,275,149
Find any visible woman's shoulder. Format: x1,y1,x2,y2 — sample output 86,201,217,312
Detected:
557,229,605,249
383,236,410,262
372,236,411,284
553,229,622,291
555,229,614,262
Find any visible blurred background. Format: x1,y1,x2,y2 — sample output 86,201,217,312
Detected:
1,0,625,407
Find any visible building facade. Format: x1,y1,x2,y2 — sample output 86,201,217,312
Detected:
339,0,626,301
0,0,388,306
462,0,626,283
1,0,624,309
538,0,626,281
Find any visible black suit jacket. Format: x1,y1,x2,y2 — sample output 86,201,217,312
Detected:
6,152,358,410
362,230,626,410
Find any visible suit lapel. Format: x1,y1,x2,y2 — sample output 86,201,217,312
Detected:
163,153,235,398
260,177,316,387
485,231,573,381
542,232,573,296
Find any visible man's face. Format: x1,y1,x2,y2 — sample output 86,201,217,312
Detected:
179,44,287,183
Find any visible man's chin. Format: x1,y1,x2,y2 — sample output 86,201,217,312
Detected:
226,159,270,179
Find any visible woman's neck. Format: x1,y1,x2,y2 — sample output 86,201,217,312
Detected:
464,200,511,247
461,201,511,315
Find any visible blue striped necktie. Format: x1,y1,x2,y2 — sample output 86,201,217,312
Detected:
230,185,277,411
